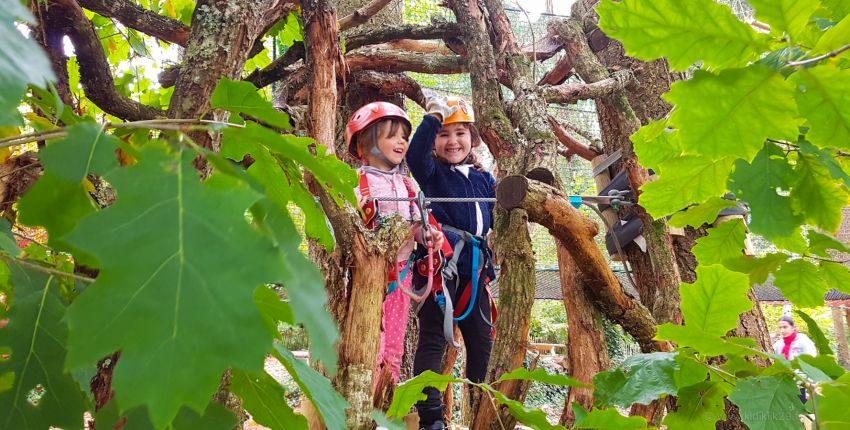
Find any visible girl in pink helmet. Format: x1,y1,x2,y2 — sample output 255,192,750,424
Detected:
345,101,445,385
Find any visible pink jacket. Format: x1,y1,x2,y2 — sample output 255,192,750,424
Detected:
355,166,421,262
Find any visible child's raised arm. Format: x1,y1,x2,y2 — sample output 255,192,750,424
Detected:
405,114,442,182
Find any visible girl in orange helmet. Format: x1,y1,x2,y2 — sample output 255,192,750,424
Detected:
345,101,444,385
406,94,497,429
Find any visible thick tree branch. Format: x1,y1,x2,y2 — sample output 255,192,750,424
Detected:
542,70,636,104
521,24,565,62
537,54,574,86
77,0,190,46
50,0,163,121
345,22,460,51
244,43,306,88
338,0,394,31
345,46,465,74
351,71,425,107
547,115,600,162
33,3,74,108
497,176,670,352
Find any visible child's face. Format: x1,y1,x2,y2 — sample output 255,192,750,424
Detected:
363,122,409,170
434,122,472,165
778,321,795,338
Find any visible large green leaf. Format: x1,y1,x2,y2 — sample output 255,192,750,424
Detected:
728,375,805,430
806,230,850,258
794,309,834,356
773,259,829,308
639,155,734,218
820,0,850,22
790,152,850,234
666,66,799,161
729,144,801,240
680,265,752,336
223,123,357,207
496,367,588,387
818,373,850,428
724,253,789,285
631,119,682,174
230,369,308,430
64,143,281,427
593,352,679,408
692,219,747,265
655,324,764,357
211,79,291,129
819,261,850,295
668,197,736,228
793,65,850,152
572,405,648,430
813,14,850,56
596,0,770,70
799,140,850,188
386,370,458,418
748,0,822,42
0,0,55,125
273,346,348,430
662,381,729,430
490,389,566,430
254,285,294,333
797,354,846,381
258,201,339,372
17,123,119,254
94,400,237,430
370,411,407,430
0,263,87,430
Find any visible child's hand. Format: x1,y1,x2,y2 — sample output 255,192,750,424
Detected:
424,229,444,251
424,92,457,122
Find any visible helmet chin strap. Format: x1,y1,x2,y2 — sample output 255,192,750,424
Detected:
368,145,396,168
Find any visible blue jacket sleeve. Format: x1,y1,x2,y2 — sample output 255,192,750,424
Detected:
406,115,442,184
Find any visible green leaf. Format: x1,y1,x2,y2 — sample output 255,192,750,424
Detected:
692,219,748,265
806,230,850,258
773,259,829,307
211,79,291,129
496,367,588,387
386,370,459,418
490,389,566,430
370,410,407,430
64,143,281,427
0,219,19,257
818,373,850,428
797,354,846,380
632,119,682,174
254,285,294,332
724,253,789,285
655,323,765,357
231,369,308,430
794,309,834,355
593,352,679,408
799,140,850,187
0,262,87,430
666,66,799,161
728,375,806,430
819,0,850,25
596,0,770,70
813,14,850,57
258,201,339,372
793,65,850,151
273,346,348,430
639,155,735,219
729,144,801,241
172,402,237,430
748,0,822,42
680,265,752,336
17,123,119,254
572,405,648,430
0,0,55,125
224,123,357,208
674,354,710,388
668,197,736,228
819,261,850,295
663,381,729,430
269,12,304,47
0,372,13,393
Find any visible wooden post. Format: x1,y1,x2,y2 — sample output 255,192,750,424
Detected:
832,306,850,368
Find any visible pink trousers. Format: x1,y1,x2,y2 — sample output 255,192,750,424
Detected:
377,261,412,383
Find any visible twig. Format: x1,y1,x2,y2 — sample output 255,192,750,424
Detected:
788,44,850,67
0,254,95,283
11,230,47,248
0,119,245,149
0,162,42,180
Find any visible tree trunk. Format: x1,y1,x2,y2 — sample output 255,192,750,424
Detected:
557,241,610,426
832,306,850,368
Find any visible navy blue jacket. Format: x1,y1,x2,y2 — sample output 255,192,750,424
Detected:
406,115,497,280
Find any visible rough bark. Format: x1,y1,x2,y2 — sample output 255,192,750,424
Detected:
50,0,163,121
33,3,74,108
346,22,460,51
0,154,41,222
345,47,466,74
497,175,669,352
542,71,636,105
351,71,426,107
556,241,610,426
77,0,191,46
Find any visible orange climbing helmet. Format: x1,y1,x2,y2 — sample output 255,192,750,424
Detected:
442,97,475,125
345,101,411,159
